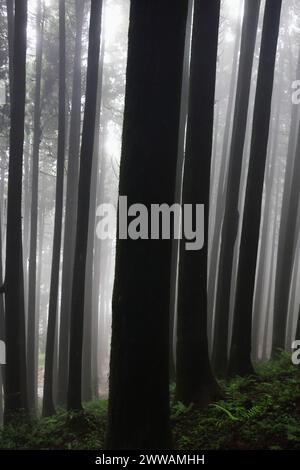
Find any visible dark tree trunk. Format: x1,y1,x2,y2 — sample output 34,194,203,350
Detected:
67,0,103,411
228,0,282,377
0,214,5,425
176,0,221,407
0,0,14,425
43,0,66,417
27,0,43,415
57,0,84,407
212,0,261,377
4,0,28,423
106,0,188,450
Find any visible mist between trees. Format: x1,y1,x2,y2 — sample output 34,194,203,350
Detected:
0,0,300,451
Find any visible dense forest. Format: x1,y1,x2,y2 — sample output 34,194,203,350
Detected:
0,0,300,456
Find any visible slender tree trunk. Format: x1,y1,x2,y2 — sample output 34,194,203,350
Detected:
106,0,188,450
27,0,43,415
43,0,66,417
98,238,110,386
23,135,31,313
57,0,84,406
91,149,107,397
91,239,100,398
176,0,221,407
35,204,45,397
168,0,193,383
212,0,261,377
67,0,103,412
82,37,104,402
208,10,242,328
3,0,28,423
252,60,283,359
228,0,282,377
0,214,5,425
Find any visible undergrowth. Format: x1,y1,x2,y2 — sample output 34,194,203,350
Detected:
172,353,300,449
0,353,299,450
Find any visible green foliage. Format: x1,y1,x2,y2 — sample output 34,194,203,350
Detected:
0,353,300,450
171,401,193,420
0,403,107,450
172,352,300,449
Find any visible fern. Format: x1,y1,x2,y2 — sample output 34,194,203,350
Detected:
210,403,263,422
210,404,239,421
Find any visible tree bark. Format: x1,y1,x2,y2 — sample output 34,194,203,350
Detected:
27,0,43,415
176,0,221,407
212,0,261,377
67,0,103,412
168,0,193,383
57,0,84,407
0,214,5,425
228,0,282,377
208,9,242,334
4,0,28,423
43,0,66,417
82,36,105,403
106,0,188,450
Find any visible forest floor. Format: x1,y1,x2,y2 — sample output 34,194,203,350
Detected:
0,353,300,450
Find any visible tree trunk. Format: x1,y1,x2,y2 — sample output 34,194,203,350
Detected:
43,0,66,417
82,36,105,403
27,0,43,415
106,0,188,450
57,0,84,406
4,0,28,423
212,0,261,377
176,0,221,407
0,214,5,425
67,0,103,412
252,56,284,359
168,0,193,384
228,0,282,377
263,167,282,359
208,10,242,332
91,150,107,397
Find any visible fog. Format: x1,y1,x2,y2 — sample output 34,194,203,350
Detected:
0,0,299,445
